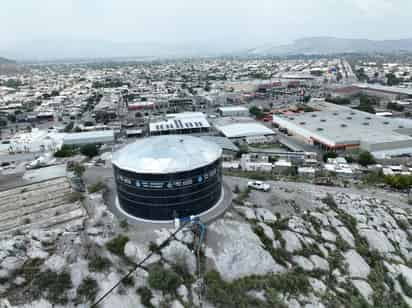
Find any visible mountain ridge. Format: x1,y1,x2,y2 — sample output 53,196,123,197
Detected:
247,36,412,56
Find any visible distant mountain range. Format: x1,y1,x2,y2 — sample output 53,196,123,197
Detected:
246,37,412,56
0,57,14,64
3,37,412,62
0,39,237,62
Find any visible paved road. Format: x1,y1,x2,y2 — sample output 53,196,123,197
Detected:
0,152,38,164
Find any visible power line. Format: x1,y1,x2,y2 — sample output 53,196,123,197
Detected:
91,221,190,307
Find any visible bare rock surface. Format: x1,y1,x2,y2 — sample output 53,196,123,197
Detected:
206,219,284,281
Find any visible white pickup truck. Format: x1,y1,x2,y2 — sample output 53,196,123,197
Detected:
247,181,271,192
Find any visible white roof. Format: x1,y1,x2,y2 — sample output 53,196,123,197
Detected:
274,160,292,167
215,123,275,138
149,112,210,133
63,131,115,145
375,112,393,116
354,83,412,96
112,135,222,174
218,106,248,112
298,167,316,173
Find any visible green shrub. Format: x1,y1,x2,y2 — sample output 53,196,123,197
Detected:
233,185,240,194
358,151,376,167
72,163,85,177
122,275,135,287
253,225,272,248
269,247,292,267
204,270,307,308
148,264,181,294
328,250,344,270
268,269,311,294
335,235,351,251
321,194,337,208
54,145,76,157
80,144,99,158
171,254,194,284
105,235,129,257
148,241,160,253
30,270,72,305
119,219,129,230
323,152,338,163
19,258,44,280
88,181,106,193
68,191,84,203
398,274,412,297
384,174,412,190
76,276,99,304
137,286,154,308
88,255,112,272
204,271,263,308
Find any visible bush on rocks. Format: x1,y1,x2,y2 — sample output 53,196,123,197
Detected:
137,286,154,308
148,263,181,294
88,255,112,272
76,276,99,304
105,235,129,257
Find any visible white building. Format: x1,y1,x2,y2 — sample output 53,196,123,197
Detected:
218,106,249,117
149,112,211,135
240,154,272,172
63,131,115,145
215,122,275,140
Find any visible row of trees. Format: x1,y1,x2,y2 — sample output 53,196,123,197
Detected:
54,144,99,158
387,102,404,112
323,151,376,167
353,94,379,114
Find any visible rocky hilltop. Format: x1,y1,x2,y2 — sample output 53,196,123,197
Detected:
1,180,412,307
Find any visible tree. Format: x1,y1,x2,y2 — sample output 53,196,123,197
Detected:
73,163,86,178
323,152,338,163
384,175,412,190
249,106,264,119
354,95,378,114
355,68,369,82
235,143,249,159
54,145,76,158
387,102,404,112
386,73,401,86
148,264,181,294
7,114,16,123
303,95,311,103
76,277,99,304
325,96,350,105
358,151,376,167
64,122,74,132
80,144,99,158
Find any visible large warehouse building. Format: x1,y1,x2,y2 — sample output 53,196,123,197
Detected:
272,101,412,158
112,135,223,221
149,112,211,136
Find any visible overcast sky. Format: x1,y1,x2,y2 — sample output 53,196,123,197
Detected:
1,0,411,58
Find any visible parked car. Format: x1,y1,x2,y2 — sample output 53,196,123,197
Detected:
247,181,271,192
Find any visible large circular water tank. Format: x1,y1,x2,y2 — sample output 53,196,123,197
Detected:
112,135,223,220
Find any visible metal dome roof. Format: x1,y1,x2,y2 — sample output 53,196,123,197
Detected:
112,135,222,174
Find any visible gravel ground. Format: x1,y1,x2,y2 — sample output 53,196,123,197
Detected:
225,176,411,215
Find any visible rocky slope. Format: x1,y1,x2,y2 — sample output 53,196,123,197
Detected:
1,182,412,307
